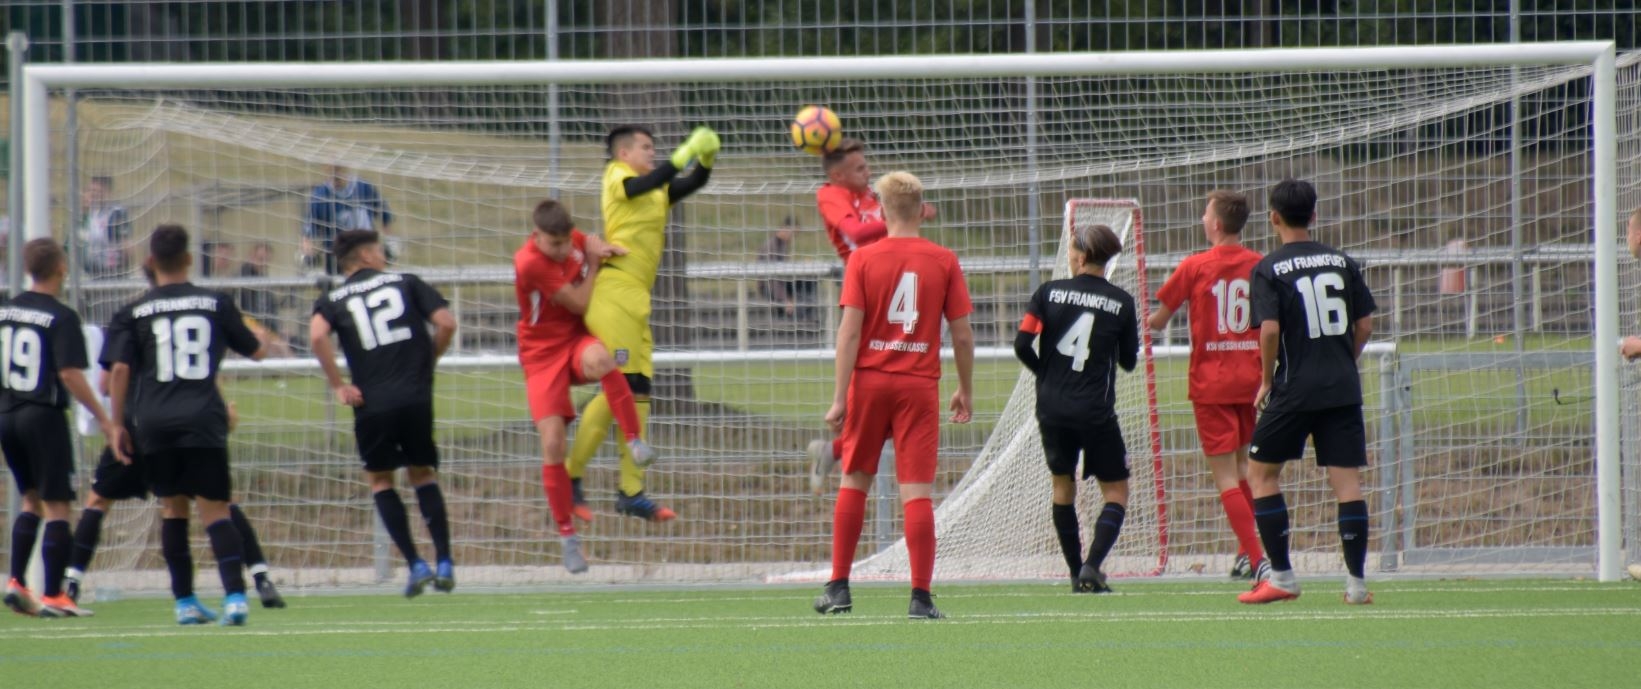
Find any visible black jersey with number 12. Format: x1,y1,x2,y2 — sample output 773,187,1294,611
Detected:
312,269,449,415
0,292,90,411
1022,274,1139,426
1249,240,1377,412
113,283,261,448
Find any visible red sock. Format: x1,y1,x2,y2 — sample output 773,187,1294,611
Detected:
904,498,935,591
600,370,643,443
831,437,843,461
1220,488,1263,564
830,488,867,582
541,464,576,536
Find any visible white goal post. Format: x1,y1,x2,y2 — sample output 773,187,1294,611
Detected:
16,42,1626,582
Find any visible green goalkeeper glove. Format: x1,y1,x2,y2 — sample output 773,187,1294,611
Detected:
670,126,721,169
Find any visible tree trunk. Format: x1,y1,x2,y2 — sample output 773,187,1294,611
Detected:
598,0,696,410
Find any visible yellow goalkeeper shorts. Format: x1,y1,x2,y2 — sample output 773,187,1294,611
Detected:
582,269,654,378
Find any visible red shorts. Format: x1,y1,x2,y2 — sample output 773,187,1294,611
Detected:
1192,402,1257,456
523,335,600,423
840,369,940,484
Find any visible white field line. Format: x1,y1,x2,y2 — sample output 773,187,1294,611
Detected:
267,583,1632,610
8,607,1640,642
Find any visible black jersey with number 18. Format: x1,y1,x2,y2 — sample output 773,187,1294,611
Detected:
113,283,262,448
1020,274,1139,426
1249,240,1377,412
312,269,449,415
0,291,90,411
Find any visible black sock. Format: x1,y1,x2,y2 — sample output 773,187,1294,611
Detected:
40,520,70,598
227,504,268,583
373,489,420,565
1253,494,1293,572
71,508,105,573
161,518,194,600
1084,503,1126,571
205,519,247,596
1050,503,1082,580
414,483,452,564
9,512,40,584
1338,500,1369,579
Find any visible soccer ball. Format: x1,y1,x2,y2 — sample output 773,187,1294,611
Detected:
790,105,843,156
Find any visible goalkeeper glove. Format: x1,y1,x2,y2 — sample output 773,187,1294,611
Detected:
670,126,721,169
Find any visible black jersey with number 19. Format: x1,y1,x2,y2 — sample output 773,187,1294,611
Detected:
312,269,449,415
113,283,261,449
1249,240,1377,412
0,292,90,411
1019,274,1139,426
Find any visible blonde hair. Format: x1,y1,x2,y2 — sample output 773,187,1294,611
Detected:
874,171,924,224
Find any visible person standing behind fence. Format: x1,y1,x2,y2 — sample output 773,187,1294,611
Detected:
301,164,395,275
80,176,132,280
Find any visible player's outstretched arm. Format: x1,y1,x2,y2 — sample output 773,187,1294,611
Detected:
1146,304,1175,332
1256,320,1280,409
308,314,362,407
428,308,458,360
107,362,134,460
817,190,887,247
1351,315,1373,361
825,307,865,434
61,367,124,461
949,316,975,424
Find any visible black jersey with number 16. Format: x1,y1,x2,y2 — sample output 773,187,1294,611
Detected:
1020,274,1139,426
313,269,449,415
0,292,90,411
113,283,261,448
1249,240,1377,412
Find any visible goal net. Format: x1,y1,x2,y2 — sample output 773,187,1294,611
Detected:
9,46,1636,593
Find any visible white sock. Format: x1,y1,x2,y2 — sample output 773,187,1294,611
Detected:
65,567,84,580
1272,568,1299,590
1346,575,1368,595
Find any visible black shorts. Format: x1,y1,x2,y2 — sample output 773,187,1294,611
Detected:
91,446,149,501
1,405,77,502
146,447,233,502
355,405,439,473
1039,417,1130,483
1249,404,1369,468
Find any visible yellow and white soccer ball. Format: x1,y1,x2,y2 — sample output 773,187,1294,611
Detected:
790,105,843,156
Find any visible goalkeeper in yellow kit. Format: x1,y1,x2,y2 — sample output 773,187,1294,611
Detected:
568,124,719,522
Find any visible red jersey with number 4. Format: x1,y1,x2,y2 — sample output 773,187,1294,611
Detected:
1155,244,1263,404
514,231,591,365
816,183,887,264
841,236,973,380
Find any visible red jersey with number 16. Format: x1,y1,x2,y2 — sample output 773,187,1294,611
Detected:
1154,244,1263,404
514,231,591,366
840,236,973,380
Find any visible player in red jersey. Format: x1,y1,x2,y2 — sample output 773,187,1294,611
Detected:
514,199,654,574
812,171,974,620
1147,190,1267,581
807,139,938,493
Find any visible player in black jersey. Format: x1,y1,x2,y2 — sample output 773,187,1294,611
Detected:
65,264,286,610
310,230,458,598
1015,224,1139,594
1238,179,1377,606
108,224,267,625
1,240,123,619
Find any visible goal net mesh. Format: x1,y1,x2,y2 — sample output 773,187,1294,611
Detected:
11,53,1639,593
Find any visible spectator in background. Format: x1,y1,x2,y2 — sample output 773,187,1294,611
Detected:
80,176,132,279
301,164,394,275
239,241,293,358
201,241,237,279
757,216,813,319
1621,209,1641,362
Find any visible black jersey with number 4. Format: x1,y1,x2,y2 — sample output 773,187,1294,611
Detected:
313,269,449,415
1019,274,1139,426
1249,240,1377,412
0,292,90,412
113,283,261,448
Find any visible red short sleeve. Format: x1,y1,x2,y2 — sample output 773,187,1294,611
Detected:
840,254,867,310
942,253,973,321
1155,255,1192,311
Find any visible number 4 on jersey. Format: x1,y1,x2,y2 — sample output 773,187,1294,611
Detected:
887,272,920,334
1056,312,1095,372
